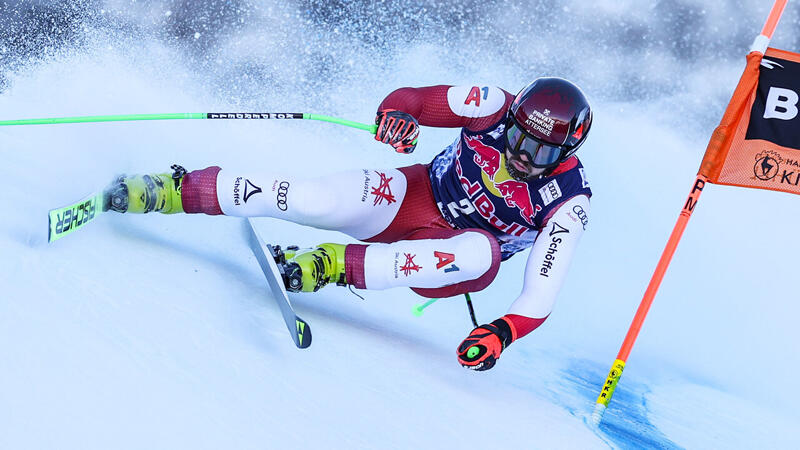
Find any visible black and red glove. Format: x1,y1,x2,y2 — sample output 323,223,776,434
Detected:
374,109,419,154
457,317,515,371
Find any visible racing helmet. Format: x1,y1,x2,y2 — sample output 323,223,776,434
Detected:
505,77,592,169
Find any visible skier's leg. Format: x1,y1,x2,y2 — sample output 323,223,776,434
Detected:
281,228,500,296
345,228,502,297
183,166,407,240
111,163,443,241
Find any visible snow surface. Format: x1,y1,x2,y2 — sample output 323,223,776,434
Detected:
1,1,800,449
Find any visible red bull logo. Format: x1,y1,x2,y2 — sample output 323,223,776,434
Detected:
466,135,502,180
454,133,540,236
495,180,542,225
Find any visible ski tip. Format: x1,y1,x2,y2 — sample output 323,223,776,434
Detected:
295,317,312,349
47,192,104,243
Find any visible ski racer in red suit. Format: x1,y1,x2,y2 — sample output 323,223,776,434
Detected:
107,78,593,371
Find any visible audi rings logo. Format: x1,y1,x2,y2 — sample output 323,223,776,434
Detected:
276,181,290,211
572,205,588,230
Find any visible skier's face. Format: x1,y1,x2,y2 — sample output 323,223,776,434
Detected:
505,149,546,179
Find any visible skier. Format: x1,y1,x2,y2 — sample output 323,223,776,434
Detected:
106,77,593,371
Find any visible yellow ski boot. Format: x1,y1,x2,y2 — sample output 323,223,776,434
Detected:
280,243,347,292
106,165,186,214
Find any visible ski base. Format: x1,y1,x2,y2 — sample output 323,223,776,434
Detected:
245,218,312,349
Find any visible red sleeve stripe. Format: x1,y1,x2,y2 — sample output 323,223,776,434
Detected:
503,313,549,341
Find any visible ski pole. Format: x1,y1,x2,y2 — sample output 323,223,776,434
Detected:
412,293,479,328
412,299,439,317
0,112,379,134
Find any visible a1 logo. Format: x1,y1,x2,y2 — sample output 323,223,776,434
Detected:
434,251,460,273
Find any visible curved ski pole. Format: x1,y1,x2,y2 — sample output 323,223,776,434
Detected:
0,112,426,145
0,112,379,136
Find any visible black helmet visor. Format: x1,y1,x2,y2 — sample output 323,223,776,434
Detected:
504,116,570,168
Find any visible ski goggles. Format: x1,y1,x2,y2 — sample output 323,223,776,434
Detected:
504,116,575,168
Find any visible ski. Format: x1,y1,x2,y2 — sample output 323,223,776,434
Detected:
244,218,312,349
48,191,107,243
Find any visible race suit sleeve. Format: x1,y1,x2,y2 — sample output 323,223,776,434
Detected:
503,195,590,339
377,85,515,131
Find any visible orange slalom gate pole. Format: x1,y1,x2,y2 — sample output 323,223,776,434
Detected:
591,176,706,425
761,0,788,38
590,0,788,427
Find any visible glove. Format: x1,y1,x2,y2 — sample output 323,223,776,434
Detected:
457,317,514,371
374,109,419,154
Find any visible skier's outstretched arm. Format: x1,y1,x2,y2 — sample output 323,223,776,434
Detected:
374,85,514,153
457,195,590,371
